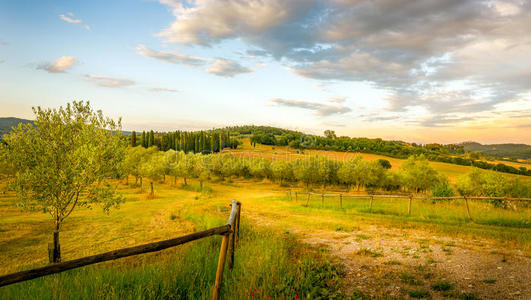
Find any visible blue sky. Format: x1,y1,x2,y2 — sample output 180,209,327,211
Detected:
1,0,530,144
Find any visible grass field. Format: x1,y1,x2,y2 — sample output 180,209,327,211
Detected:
1,174,530,299
0,180,347,299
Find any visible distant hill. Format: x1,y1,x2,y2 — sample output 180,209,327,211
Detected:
0,117,33,137
0,117,131,137
460,142,531,159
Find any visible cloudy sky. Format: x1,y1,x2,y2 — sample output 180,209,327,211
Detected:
1,0,530,144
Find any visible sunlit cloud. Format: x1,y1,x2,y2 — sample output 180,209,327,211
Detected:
85,74,136,88
157,0,531,128
206,59,252,77
148,87,180,93
136,44,206,66
269,98,351,116
37,56,76,73
59,12,90,30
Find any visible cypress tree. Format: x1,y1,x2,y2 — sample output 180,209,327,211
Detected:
131,131,137,147
148,130,154,147
141,131,147,148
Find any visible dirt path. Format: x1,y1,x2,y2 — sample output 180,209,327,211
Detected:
248,214,531,299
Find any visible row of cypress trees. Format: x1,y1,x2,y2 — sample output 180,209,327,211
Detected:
130,130,238,153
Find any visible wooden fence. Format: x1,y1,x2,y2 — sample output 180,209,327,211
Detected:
0,200,242,300
286,190,531,221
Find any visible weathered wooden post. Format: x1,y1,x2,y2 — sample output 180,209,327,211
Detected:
464,196,472,220
295,191,298,202
306,193,310,207
322,194,324,206
340,194,343,209
408,195,412,216
213,233,229,300
213,200,238,300
236,203,241,242
369,196,374,212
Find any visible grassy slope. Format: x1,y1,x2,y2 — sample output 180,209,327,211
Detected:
0,180,345,299
228,139,529,182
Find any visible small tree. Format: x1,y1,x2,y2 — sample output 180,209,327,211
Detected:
400,155,442,193
1,101,126,262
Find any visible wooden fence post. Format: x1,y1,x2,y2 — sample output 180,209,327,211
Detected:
236,203,241,242
464,196,472,221
213,233,230,300
306,193,310,207
340,194,343,209
295,192,298,202
369,196,374,212
322,194,324,206
408,195,412,216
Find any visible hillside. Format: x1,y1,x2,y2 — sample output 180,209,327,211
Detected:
227,138,530,183
0,117,33,137
461,142,531,159
0,117,131,137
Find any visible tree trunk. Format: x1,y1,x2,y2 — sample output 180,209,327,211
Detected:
200,180,203,191
135,176,138,185
48,229,61,263
140,177,143,192
184,177,187,185
174,176,177,186
150,181,154,197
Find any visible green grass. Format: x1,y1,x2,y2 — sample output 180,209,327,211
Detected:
0,219,345,299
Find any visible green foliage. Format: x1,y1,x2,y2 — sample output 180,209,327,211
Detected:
400,155,444,193
456,168,530,205
431,178,455,198
431,281,453,291
377,159,392,169
0,101,126,232
409,289,430,298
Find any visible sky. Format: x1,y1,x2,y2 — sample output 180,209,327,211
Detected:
0,0,530,144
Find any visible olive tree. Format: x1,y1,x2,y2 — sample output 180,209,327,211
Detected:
1,101,126,262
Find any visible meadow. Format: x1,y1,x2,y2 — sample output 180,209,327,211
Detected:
1,174,530,299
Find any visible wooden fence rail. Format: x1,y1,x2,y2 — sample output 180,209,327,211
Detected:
285,190,530,220
0,200,242,300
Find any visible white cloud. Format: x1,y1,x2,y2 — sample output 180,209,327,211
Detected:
38,56,76,73
59,13,90,30
269,98,351,116
136,44,206,66
327,96,346,103
156,0,531,126
148,87,180,93
85,74,136,88
206,59,252,77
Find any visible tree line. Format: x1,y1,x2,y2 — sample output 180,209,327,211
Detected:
245,129,530,176
122,147,531,200
129,130,240,153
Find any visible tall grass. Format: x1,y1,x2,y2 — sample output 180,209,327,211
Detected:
1,213,346,299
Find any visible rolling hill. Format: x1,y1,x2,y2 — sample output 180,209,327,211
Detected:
461,142,531,159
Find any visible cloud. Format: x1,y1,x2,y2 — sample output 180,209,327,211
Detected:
37,56,76,73
157,0,531,126
85,74,136,88
269,98,351,116
0,40,7,46
206,59,252,77
136,44,206,66
0,60,4,64
327,96,346,103
59,13,90,30
148,87,180,93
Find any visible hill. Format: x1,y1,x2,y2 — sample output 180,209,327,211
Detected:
0,117,131,137
0,117,33,137
461,142,531,159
